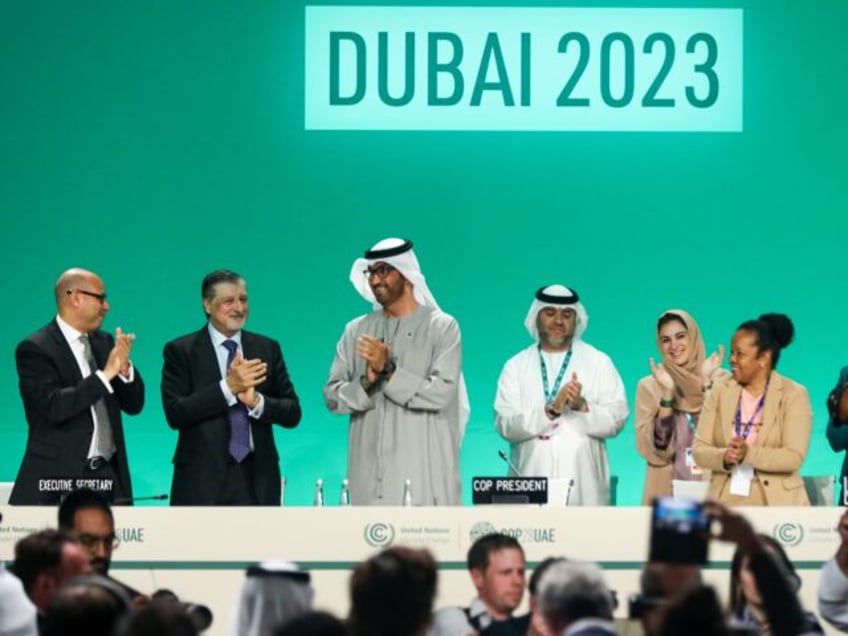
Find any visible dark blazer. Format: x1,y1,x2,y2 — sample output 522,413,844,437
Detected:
161,326,301,505
10,320,145,505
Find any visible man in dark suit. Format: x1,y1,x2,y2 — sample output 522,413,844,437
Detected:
161,269,301,505
10,268,145,505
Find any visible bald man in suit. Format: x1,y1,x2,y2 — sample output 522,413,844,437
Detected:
10,268,144,505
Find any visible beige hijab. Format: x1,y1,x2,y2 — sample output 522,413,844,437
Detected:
656,309,706,413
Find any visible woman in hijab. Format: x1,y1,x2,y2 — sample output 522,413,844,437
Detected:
693,313,811,505
635,310,726,504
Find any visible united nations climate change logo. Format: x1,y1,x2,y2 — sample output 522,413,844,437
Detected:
469,521,498,544
773,522,804,547
364,522,396,548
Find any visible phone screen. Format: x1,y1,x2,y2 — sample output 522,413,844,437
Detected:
648,496,711,564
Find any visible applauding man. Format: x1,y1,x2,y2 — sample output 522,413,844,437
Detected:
494,285,628,505
162,270,301,505
11,268,144,505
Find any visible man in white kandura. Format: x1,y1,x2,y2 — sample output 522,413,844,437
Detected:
324,238,469,506
494,285,628,505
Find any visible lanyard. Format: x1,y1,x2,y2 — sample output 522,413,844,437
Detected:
538,345,573,404
685,412,697,436
734,382,769,440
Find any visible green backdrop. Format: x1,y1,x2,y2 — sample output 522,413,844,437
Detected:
1,0,845,506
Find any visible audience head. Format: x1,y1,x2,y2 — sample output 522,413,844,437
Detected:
348,546,437,636
537,560,613,634
116,600,200,636
230,562,313,636
732,313,794,383
274,610,347,636
634,562,703,636
466,532,526,620
729,533,800,619
41,574,132,636
11,529,91,610
528,557,567,636
657,584,728,636
58,488,117,575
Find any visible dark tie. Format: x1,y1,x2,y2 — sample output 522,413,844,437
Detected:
79,334,114,460
222,339,251,462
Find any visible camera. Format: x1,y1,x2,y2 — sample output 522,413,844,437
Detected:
628,593,663,619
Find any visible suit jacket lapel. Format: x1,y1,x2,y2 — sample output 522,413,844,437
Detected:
47,320,84,384
759,372,783,444
196,327,225,384
720,381,741,445
241,331,256,359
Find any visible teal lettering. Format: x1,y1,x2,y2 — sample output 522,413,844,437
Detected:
329,32,366,105
378,32,415,106
470,33,514,107
428,32,464,106
520,32,530,106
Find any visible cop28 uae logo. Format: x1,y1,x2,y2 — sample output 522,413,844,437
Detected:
773,522,804,547
364,522,396,547
469,521,499,544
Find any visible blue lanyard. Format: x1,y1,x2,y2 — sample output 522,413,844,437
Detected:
734,382,769,439
538,345,573,404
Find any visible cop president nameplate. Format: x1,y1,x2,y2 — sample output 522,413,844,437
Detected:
472,477,548,505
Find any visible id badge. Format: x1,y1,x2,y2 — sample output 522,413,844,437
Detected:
684,447,702,475
729,464,754,497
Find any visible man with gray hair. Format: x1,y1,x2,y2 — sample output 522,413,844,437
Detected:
537,560,616,636
494,285,628,505
162,269,301,505
325,238,468,506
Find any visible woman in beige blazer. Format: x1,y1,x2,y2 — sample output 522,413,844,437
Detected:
692,313,811,506
635,310,725,504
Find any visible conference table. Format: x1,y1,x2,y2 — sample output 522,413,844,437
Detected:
0,505,843,635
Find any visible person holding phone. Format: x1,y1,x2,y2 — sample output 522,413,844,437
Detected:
635,309,726,504
692,313,812,505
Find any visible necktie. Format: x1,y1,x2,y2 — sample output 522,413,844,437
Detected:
79,334,114,460
222,339,251,462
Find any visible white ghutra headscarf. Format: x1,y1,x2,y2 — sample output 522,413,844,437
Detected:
524,284,589,342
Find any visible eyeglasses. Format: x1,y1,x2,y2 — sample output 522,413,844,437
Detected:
363,264,396,279
77,532,120,550
68,289,108,303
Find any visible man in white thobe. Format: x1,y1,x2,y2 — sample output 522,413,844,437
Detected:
494,285,628,505
324,238,469,506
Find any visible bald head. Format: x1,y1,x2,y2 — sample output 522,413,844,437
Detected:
55,268,110,333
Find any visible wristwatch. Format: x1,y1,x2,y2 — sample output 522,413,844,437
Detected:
381,359,397,377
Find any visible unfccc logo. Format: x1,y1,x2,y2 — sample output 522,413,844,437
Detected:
364,522,396,547
774,522,804,547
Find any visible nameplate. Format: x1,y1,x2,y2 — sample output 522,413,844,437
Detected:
472,476,548,505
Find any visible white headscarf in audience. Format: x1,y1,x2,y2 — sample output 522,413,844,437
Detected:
229,562,313,636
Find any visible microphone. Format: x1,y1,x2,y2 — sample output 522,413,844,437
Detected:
112,493,169,505
498,450,523,477
565,478,575,506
